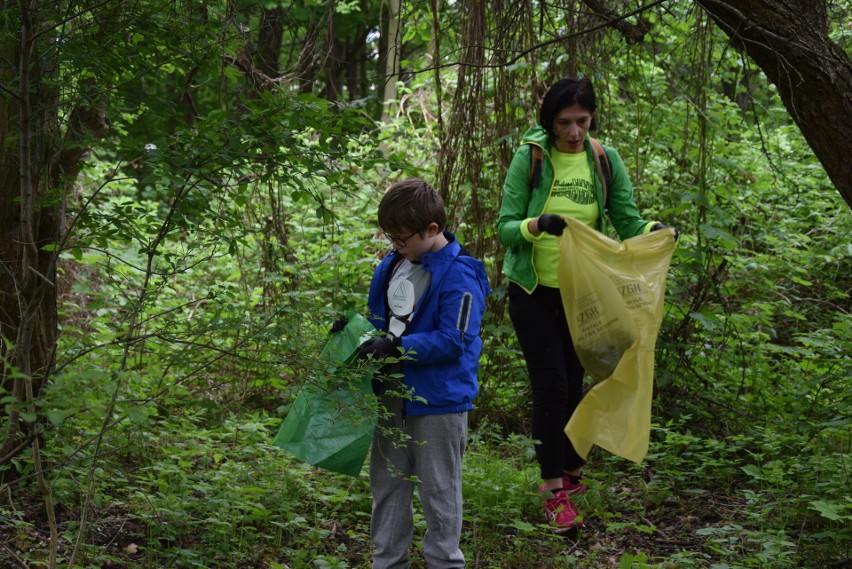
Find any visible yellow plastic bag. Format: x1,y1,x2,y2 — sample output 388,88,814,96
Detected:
557,217,675,464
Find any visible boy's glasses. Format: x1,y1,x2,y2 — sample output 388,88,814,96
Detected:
384,228,422,248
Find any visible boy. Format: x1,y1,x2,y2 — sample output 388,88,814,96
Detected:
355,178,491,568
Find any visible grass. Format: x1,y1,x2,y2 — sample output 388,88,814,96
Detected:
2,411,849,568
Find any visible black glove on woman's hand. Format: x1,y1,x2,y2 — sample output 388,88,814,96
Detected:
651,223,680,240
538,214,567,236
356,336,401,360
329,314,349,335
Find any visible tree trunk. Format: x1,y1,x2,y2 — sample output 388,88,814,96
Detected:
256,6,284,78
0,2,109,477
381,0,401,122
0,0,59,479
696,0,852,208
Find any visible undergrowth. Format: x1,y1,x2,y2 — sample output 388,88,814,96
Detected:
2,409,849,568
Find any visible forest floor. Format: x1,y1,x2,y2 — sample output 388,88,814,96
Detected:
3,478,743,568
3,420,850,569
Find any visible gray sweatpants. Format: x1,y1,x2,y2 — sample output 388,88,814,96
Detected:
370,399,468,569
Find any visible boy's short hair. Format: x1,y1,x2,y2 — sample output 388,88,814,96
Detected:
378,178,446,235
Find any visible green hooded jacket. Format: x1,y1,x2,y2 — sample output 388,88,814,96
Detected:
497,125,654,293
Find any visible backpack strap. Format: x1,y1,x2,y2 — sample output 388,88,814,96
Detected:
527,144,543,192
589,137,611,207
527,139,611,207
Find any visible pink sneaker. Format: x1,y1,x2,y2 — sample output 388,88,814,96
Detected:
563,475,587,496
537,475,587,496
543,490,583,533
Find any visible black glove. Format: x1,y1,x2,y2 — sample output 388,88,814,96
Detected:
329,314,349,335
538,214,567,236
651,223,680,240
356,336,401,360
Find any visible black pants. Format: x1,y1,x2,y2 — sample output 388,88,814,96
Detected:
508,282,586,479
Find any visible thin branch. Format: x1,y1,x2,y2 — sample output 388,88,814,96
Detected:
30,0,116,43
0,433,36,466
53,331,167,375
0,80,23,102
410,0,669,75
0,544,28,569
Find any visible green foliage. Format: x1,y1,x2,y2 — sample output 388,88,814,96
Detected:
2,0,850,567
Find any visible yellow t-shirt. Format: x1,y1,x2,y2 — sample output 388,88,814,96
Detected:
531,150,599,287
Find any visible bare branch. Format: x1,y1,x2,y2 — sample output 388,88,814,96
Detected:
580,0,651,44
410,0,668,75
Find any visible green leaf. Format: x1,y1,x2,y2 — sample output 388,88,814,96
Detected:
507,520,535,533
740,465,764,480
689,311,723,331
46,410,66,425
810,500,849,521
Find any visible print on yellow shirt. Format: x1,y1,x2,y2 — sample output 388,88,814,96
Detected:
532,150,601,287
551,177,596,205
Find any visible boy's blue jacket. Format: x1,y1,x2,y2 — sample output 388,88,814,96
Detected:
366,232,491,416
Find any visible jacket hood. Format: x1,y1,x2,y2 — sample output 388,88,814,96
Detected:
422,232,491,298
520,125,550,148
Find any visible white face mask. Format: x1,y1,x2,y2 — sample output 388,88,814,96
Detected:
388,278,415,338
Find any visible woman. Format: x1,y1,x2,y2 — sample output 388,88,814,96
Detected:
497,77,672,532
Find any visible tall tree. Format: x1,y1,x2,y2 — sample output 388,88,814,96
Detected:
695,0,852,208
0,0,109,476
0,0,382,478
381,0,401,122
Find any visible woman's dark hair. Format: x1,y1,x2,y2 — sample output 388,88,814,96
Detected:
538,77,598,137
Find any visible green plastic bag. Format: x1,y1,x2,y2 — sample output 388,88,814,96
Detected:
273,312,378,476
